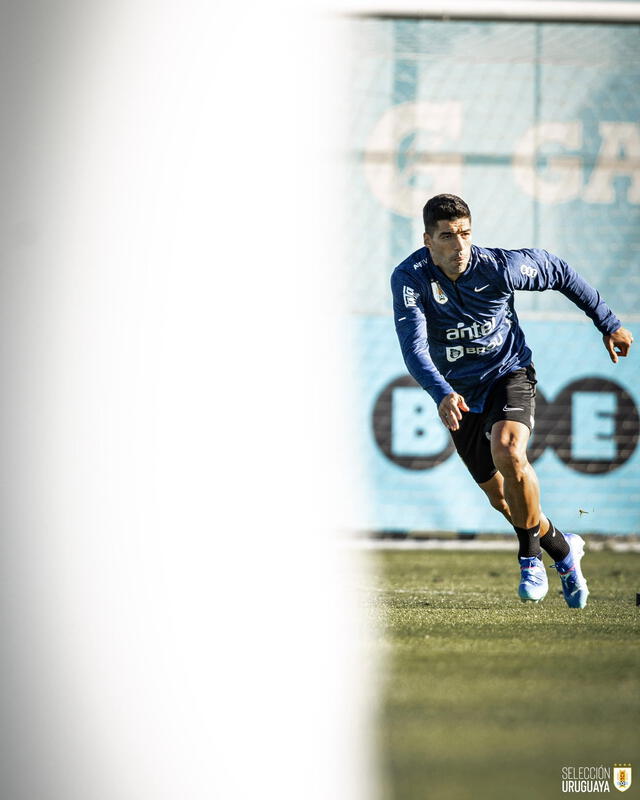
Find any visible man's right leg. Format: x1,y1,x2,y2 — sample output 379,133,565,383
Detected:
478,471,550,533
450,399,586,606
451,412,551,602
477,471,548,602
478,471,588,607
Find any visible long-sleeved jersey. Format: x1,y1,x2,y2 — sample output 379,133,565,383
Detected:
390,245,621,412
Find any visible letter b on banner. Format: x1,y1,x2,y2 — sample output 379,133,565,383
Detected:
391,387,451,457
373,376,455,469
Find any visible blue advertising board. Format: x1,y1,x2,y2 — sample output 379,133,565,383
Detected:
349,19,640,534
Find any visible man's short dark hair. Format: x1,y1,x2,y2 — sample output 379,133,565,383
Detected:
423,194,471,234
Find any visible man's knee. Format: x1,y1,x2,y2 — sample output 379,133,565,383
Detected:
490,422,530,478
492,440,528,476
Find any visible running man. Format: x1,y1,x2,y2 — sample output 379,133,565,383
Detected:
391,194,634,607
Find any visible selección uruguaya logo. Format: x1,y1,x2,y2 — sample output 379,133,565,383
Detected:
614,766,633,793
561,764,632,793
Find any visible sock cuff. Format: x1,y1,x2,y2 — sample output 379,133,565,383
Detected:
519,552,543,563
514,523,542,559
514,523,540,537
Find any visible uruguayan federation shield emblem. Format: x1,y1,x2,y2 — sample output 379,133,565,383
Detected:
614,766,632,792
431,281,448,304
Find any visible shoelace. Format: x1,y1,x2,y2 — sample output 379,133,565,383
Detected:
554,564,575,578
520,564,545,584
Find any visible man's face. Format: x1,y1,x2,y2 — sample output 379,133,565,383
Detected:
423,217,472,280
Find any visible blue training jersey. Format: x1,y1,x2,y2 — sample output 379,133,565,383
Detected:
390,245,621,413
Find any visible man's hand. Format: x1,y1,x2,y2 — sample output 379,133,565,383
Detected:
438,392,469,431
603,326,634,364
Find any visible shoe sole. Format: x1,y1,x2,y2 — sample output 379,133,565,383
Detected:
518,582,548,603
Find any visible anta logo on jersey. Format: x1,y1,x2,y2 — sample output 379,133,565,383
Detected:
431,281,448,304
521,264,538,278
446,317,496,340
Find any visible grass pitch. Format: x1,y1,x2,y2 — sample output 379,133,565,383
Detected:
368,548,640,800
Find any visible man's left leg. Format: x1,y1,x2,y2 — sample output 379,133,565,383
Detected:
490,420,589,608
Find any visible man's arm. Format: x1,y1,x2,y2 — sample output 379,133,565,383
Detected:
501,248,633,362
390,271,468,429
390,271,455,406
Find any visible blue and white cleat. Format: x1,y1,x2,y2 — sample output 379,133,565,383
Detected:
518,555,548,603
553,532,589,609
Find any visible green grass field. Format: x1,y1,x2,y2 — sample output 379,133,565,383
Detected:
367,548,640,800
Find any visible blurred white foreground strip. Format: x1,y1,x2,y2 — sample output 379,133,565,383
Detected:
0,2,371,800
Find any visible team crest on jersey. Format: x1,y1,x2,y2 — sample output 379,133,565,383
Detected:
614,765,632,792
446,346,464,362
431,281,448,304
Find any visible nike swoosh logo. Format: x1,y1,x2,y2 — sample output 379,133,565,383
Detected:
533,532,540,537
503,405,524,411
474,284,490,292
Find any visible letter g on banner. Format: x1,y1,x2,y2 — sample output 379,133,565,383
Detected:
373,376,639,473
363,101,463,217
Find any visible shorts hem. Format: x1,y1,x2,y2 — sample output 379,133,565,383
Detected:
483,413,534,439
474,467,498,485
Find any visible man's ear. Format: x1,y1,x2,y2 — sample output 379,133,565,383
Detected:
423,231,432,248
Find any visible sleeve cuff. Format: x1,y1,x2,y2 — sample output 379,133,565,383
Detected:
429,384,455,407
598,315,622,335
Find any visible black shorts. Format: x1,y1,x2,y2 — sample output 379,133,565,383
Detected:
450,365,537,484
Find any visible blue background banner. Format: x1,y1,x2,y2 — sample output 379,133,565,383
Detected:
349,18,640,534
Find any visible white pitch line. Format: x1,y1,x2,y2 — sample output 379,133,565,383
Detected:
348,538,640,552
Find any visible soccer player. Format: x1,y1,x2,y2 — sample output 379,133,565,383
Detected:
391,194,633,608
